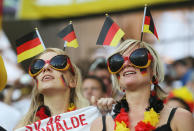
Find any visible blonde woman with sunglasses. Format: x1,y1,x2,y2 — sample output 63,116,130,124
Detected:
15,48,88,129
91,39,194,131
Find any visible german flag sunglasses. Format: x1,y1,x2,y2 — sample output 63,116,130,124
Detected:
107,48,153,74
29,55,74,77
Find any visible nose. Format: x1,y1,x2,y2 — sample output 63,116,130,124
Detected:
42,63,52,73
123,56,133,68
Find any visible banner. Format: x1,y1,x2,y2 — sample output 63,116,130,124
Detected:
15,106,101,131
18,0,184,20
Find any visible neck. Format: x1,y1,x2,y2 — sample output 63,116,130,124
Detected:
44,89,70,116
125,84,151,113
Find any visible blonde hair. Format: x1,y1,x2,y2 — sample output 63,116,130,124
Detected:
110,39,166,100
16,48,88,128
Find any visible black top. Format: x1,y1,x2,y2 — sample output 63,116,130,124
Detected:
101,108,177,131
154,108,177,131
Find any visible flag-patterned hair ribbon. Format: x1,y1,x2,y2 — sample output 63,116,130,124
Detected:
16,29,45,63
142,6,159,40
96,14,125,47
58,22,79,48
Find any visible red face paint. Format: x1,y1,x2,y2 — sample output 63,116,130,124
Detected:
140,68,147,75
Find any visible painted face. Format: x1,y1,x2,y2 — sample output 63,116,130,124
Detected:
35,52,73,94
118,46,152,90
82,78,105,103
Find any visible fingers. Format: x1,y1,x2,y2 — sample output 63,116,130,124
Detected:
97,98,115,115
90,96,97,106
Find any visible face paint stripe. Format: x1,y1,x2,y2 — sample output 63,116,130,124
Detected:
140,68,147,75
60,75,67,87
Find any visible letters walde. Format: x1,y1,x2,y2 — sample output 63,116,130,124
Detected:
15,106,101,131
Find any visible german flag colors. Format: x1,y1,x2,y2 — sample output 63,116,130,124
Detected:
142,7,159,40
58,23,79,48
16,30,45,63
96,15,125,46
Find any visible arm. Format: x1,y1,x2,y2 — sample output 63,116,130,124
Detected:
173,108,194,131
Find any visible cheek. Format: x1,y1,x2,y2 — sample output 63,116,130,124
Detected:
140,68,147,75
60,75,67,87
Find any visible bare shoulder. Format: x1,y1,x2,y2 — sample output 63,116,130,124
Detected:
90,115,114,131
172,108,194,131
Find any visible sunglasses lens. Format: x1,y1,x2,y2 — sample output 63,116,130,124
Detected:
130,48,148,67
30,59,45,74
108,53,124,73
50,55,68,69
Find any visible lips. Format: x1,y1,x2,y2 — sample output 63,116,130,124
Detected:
122,67,136,77
42,75,54,81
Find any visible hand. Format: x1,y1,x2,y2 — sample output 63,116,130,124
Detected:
91,96,115,114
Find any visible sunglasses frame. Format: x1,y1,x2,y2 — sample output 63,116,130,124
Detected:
29,55,73,77
107,48,153,74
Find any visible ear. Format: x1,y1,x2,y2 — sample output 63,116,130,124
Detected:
69,77,76,88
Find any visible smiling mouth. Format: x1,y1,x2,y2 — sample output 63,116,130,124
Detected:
123,71,136,76
42,75,54,81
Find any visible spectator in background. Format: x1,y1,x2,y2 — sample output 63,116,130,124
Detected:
82,75,107,104
0,55,21,131
172,59,193,86
186,72,194,94
89,57,124,100
89,58,112,97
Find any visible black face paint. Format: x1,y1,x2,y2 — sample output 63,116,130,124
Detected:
140,68,147,75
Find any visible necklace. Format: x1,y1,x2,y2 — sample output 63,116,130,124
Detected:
113,93,164,131
36,103,76,120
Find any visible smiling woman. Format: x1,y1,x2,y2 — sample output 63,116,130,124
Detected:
91,39,194,131
15,48,88,129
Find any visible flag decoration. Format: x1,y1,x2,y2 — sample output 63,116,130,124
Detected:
96,15,125,47
58,23,79,48
142,6,159,40
16,30,45,63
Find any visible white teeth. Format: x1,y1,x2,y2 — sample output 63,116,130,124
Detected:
124,71,135,76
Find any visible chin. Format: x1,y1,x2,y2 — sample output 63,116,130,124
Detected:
38,85,53,93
